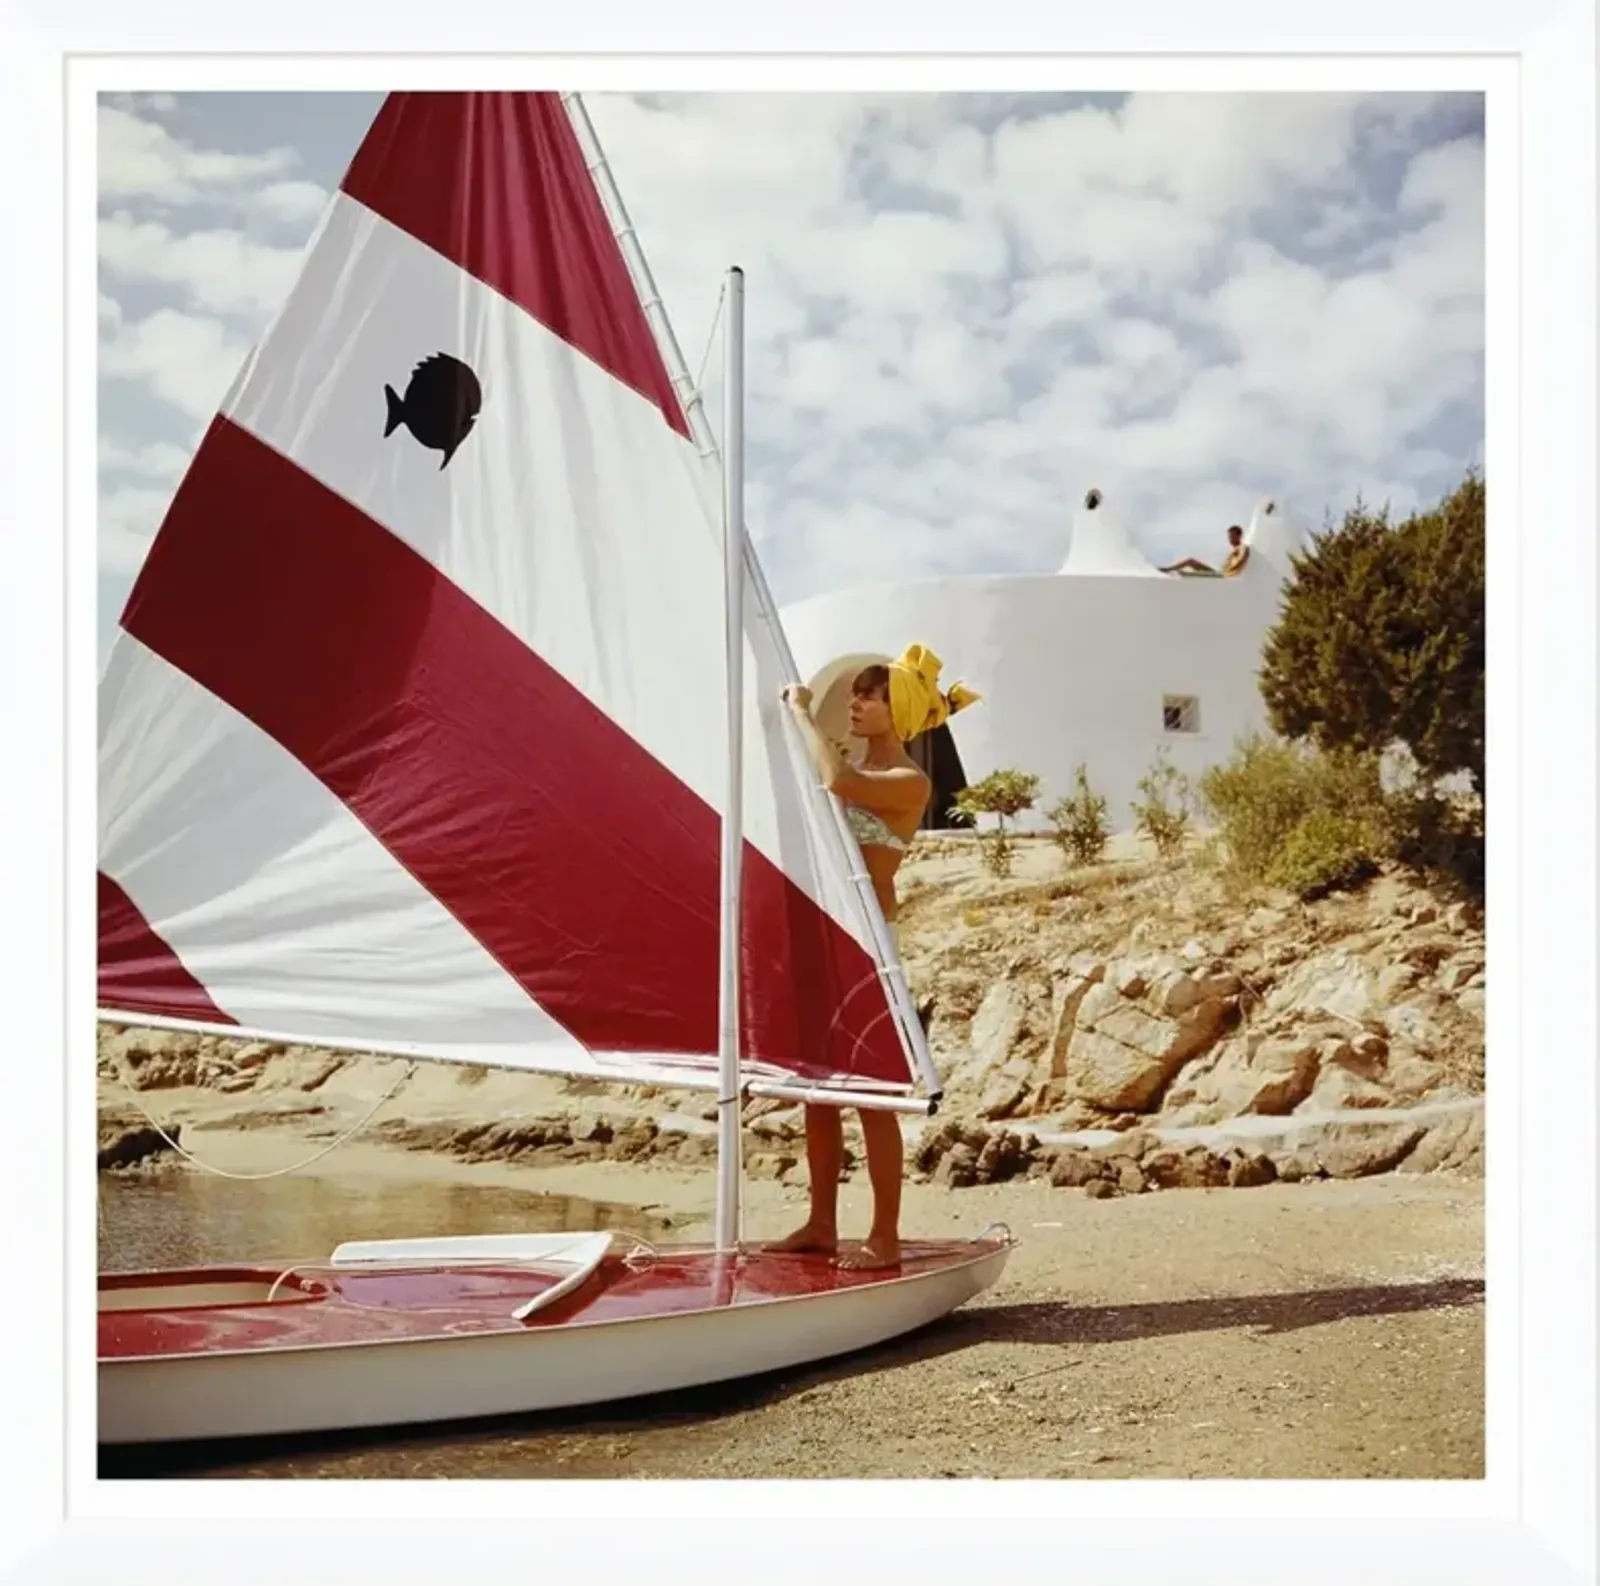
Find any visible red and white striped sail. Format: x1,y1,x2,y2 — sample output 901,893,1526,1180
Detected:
98,92,918,1096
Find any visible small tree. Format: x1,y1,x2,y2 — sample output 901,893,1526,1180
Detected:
951,769,1040,878
1130,748,1193,861
1046,763,1110,866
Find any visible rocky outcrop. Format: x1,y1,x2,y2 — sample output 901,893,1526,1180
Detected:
1064,968,1234,1110
902,851,1484,1155
95,843,1486,1194
1396,1107,1486,1176
924,948,1245,1122
100,1028,344,1095
98,1103,181,1171
906,1098,1482,1196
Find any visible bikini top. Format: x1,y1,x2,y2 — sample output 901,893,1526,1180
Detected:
845,803,908,853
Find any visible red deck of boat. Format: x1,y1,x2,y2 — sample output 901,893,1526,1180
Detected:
99,1240,1000,1362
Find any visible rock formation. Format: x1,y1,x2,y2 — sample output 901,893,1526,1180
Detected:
97,837,1485,1193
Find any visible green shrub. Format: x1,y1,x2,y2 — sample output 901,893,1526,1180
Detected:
1199,734,1387,889
1045,764,1110,866
1130,749,1193,861
1265,809,1381,901
1199,729,1486,901
952,769,1041,879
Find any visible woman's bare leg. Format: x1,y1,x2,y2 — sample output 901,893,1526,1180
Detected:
837,1108,902,1270
767,1103,842,1254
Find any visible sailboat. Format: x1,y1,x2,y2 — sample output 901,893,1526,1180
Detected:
95,90,1013,1446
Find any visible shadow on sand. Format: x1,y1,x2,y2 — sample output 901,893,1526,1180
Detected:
99,1275,1483,1478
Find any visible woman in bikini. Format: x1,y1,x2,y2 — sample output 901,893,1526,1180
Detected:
771,645,978,1270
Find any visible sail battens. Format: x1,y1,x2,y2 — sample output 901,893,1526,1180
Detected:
97,90,922,1098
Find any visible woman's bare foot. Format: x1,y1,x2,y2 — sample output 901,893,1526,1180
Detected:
765,1222,838,1256
836,1237,901,1271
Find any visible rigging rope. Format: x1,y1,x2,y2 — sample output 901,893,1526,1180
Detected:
108,1057,418,1182
692,281,727,408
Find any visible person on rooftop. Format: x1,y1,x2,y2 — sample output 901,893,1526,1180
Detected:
1161,523,1251,577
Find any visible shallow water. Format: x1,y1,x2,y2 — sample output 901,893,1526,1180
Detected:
97,1163,674,1275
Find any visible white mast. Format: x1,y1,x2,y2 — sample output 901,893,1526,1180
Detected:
714,265,747,1252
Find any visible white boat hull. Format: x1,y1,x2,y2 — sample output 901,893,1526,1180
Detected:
99,1235,1011,1445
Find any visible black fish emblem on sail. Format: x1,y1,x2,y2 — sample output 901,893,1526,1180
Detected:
382,353,483,470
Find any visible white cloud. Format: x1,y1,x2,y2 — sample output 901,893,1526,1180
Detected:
99,437,191,483
1391,137,1485,303
99,211,308,320
98,102,299,209
103,92,180,117
253,179,332,225
100,307,249,423
1007,270,1111,336
775,495,956,599
99,482,174,578
96,90,1484,647
598,92,1477,562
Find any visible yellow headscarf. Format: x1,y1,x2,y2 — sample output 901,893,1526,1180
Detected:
887,643,982,742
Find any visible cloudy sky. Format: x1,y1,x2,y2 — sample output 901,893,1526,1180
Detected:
97,89,1484,659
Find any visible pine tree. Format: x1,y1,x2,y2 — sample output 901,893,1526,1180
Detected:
1388,471,1486,791
1259,470,1485,794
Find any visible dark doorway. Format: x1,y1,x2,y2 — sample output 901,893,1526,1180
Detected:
910,724,973,831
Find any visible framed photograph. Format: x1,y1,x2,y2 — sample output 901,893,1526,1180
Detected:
5,0,1592,1580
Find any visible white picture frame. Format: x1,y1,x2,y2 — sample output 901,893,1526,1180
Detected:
5,0,1593,1579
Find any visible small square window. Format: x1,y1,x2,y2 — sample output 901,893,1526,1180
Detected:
1163,695,1200,733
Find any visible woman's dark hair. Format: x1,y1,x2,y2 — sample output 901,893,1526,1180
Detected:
851,664,890,698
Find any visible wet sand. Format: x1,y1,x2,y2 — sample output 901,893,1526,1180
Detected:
98,1121,1484,1481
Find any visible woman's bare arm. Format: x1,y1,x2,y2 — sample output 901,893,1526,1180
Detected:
784,687,850,787
782,688,928,815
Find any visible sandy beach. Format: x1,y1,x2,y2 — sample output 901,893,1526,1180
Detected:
98,1110,1483,1481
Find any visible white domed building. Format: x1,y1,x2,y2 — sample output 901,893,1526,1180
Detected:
780,492,1306,835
